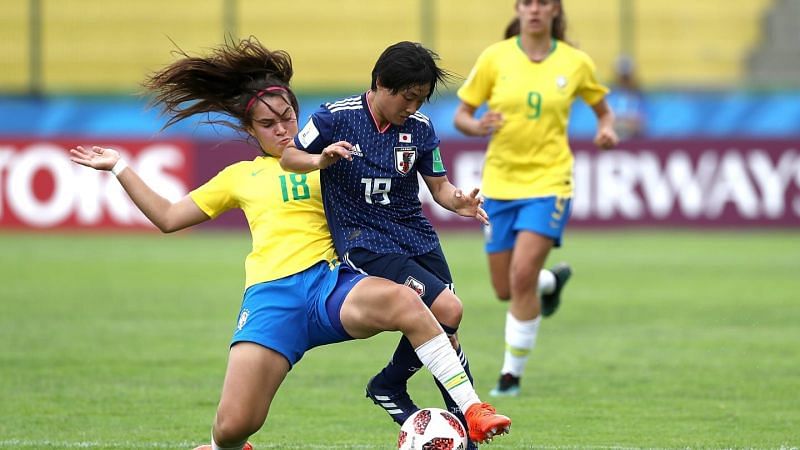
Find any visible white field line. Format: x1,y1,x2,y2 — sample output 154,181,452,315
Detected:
0,441,796,450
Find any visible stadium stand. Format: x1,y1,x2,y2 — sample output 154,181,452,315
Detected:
435,0,775,88
0,0,29,92
237,0,421,91
0,0,224,93
632,0,773,87
1,1,799,139
40,0,224,92
0,0,780,93
748,0,800,87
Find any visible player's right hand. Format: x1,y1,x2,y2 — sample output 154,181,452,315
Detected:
69,145,120,171
478,111,504,136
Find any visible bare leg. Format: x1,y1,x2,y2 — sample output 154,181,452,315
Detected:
508,231,553,320
339,277,440,344
490,231,554,396
212,342,290,447
487,249,513,301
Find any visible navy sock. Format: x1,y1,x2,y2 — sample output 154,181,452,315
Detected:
376,335,424,388
376,323,466,388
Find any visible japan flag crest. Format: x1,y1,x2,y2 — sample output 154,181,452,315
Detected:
394,146,417,175
399,133,412,143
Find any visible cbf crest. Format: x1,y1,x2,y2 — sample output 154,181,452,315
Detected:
237,309,250,330
556,75,568,90
394,146,417,175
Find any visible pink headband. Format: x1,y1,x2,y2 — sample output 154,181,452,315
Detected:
245,86,288,114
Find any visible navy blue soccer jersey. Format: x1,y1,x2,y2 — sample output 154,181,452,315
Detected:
293,93,447,256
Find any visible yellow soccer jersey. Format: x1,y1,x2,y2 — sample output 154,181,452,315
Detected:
190,155,336,289
458,37,608,199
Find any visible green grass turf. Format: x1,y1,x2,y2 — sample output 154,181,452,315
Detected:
0,230,798,449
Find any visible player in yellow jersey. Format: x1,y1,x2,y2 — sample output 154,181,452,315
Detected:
69,38,510,449
454,0,619,397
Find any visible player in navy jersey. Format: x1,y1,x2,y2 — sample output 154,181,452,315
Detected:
281,41,489,449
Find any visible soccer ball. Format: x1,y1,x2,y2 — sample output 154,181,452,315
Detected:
397,407,468,450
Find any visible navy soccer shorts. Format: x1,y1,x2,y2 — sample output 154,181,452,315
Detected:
342,246,454,308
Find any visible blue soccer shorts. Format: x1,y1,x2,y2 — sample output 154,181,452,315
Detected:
231,261,365,367
342,245,453,308
483,195,573,253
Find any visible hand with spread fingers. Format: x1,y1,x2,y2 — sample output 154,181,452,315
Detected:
69,145,120,171
452,187,489,226
317,140,353,169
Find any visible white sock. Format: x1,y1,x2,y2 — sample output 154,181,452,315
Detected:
538,269,556,295
212,434,247,450
415,333,480,412
500,311,541,377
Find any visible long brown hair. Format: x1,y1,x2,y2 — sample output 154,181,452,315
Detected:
144,36,298,134
505,0,567,41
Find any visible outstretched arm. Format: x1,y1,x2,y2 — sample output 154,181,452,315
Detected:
591,99,619,149
69,146,209,233
422,174,488,225
280,140,354,173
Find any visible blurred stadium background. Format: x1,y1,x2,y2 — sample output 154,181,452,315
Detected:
1,0,799,229
1,1,799,449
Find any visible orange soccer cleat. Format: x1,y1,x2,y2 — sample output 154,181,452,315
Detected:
465,402,511,444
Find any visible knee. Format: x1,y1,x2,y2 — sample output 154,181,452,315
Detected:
431,292,463,328
213,409,262,446
509,265,537,294
391,286,439,330
383,285,428,324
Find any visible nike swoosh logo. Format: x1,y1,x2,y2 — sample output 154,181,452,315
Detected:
251,169,265,176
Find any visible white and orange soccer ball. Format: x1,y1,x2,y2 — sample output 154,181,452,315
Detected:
397,407,468,450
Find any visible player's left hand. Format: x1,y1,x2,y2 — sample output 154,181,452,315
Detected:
453,187,489,226
594,126,619,150
318,141,353,169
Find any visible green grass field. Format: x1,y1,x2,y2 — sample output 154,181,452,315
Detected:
1,230,798,449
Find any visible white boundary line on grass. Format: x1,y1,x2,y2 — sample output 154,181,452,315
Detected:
0,441,190,449
0,441,797,450
0,442,378,449
0,442,387,450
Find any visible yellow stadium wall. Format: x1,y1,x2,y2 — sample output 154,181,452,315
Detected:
0,0,30,91
0,0,775,94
